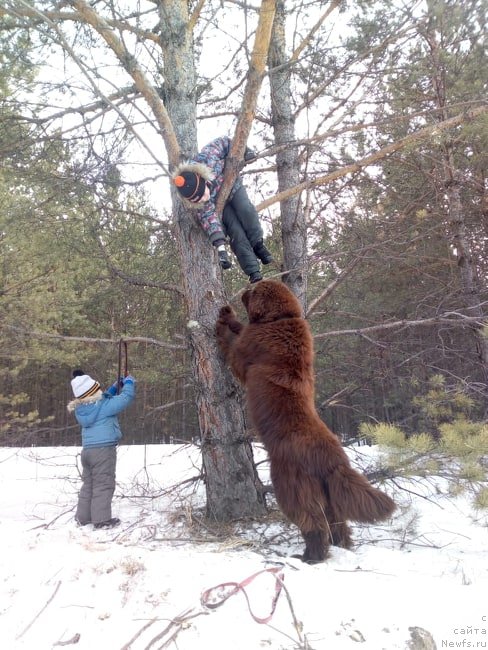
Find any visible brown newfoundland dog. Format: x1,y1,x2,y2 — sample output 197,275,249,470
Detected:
215,279,396,563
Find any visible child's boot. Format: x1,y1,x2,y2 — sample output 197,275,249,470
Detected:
253,241,273,264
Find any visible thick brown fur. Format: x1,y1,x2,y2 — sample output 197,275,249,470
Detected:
215,279,396,563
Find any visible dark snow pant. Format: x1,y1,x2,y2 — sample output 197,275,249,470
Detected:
222,186,263,276
76,446,117,525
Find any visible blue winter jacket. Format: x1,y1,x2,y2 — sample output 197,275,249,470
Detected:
69,380,136,449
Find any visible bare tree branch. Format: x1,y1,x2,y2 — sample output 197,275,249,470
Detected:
216,0,276,213
314,313,487,340
188,0,206,32
105,264,184,294
306,256,363,317
16,581,62,640
0,3,161,42
69,0,180,166
289,0,341,63
256,104,488,213
5,326,186,351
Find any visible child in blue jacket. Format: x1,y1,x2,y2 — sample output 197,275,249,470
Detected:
172,135,273,283
68,369,136,529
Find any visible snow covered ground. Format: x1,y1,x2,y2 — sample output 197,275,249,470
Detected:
0,443,486,650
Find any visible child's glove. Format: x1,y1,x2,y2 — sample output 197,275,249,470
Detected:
123,375,135,385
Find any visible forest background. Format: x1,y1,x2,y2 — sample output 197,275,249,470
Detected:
1,0,487,516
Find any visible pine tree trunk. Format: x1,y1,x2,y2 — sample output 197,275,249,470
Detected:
157,0,267,521
268,1,308,308
425,9,488,384
442,153,488,380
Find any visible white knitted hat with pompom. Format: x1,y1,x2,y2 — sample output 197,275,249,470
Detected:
71,370,100,398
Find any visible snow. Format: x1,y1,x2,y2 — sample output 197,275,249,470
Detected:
1,444,487,650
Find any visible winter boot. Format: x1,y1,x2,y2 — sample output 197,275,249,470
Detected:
93,517,121,530
75,517,91,527
218,248,232,269
249,271,263,283
253,241,273,264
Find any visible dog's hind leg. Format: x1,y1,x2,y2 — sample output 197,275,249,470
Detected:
329,518,353,549
272,466,331,563
301,529,328,563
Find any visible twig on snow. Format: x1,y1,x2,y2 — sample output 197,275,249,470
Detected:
120,610,209,650
16,580,62,640
143,608,208,650
31,507,75,530
266,572,311,649
120,618,157,650
53,633,81,646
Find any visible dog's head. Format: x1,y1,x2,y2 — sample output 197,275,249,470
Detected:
242,280,303,324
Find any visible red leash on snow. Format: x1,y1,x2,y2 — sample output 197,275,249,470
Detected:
117,339,128,394
200,566,285,624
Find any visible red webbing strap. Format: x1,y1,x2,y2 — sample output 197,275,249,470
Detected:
200,566,284,624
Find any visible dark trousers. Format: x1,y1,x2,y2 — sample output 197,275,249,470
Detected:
222,186,263,275
76,446,116,525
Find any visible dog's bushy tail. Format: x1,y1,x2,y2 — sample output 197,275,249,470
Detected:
327,463,396,523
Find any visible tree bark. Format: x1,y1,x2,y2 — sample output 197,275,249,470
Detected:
442,151,488,379
424,8,488,385
268,0,308,307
